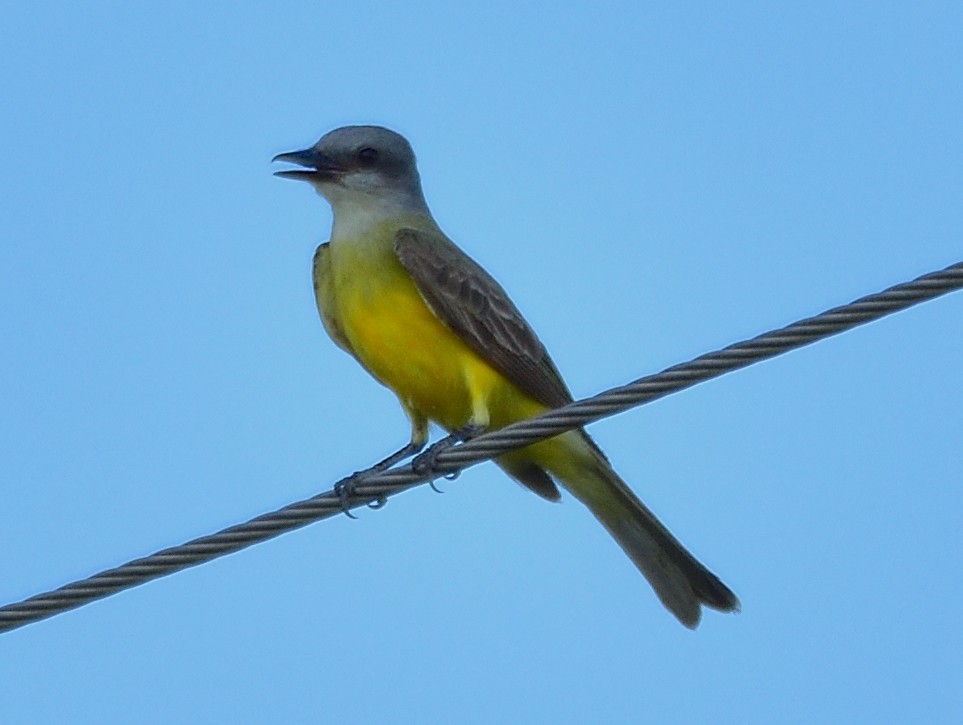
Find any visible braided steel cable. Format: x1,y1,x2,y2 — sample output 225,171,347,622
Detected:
2,260,961,634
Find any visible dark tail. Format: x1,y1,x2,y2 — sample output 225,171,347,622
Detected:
551,435,739,628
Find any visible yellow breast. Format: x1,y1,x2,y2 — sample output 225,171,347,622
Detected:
330,232,485,428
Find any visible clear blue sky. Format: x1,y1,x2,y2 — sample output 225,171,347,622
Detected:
2,3,961,723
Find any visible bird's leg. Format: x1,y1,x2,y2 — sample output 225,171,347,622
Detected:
333,413,428,517
411,422,485,475
358,439,428,476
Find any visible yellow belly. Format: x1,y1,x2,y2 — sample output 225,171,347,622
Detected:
334,270,495,432
347,284,467,420
329,226,548,438
326,228,596,491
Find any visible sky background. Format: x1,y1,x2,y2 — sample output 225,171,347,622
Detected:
2,2,962,723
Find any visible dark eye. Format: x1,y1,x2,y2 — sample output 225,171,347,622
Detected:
357,147,379,164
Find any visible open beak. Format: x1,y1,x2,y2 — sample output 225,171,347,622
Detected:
272,148,345,181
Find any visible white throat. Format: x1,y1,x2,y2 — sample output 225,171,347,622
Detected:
321,185,432,243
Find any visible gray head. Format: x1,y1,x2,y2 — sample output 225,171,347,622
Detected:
273,125,427,212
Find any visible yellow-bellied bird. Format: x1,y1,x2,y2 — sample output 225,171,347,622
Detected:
274,126,738,628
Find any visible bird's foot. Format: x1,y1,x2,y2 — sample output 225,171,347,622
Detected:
331,440,427,517
411,423,484,476
332,466,394,518
332,474,363,519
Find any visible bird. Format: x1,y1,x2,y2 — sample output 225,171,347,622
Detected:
273,125,739,628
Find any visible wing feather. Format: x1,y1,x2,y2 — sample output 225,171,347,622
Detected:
312,242,356,356
394,228,572,409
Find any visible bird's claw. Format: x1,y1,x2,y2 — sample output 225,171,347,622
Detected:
411,423,483,477
411,437,457,475
333,476,360,519
332,473,389,517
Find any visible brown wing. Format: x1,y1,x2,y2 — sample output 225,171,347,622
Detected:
394,228,573,409
313,242,356,356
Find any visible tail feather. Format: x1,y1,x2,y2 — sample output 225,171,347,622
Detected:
547,434,739,628
602,497,739,628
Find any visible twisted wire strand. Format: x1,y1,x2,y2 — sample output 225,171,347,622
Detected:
2,260,961,634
